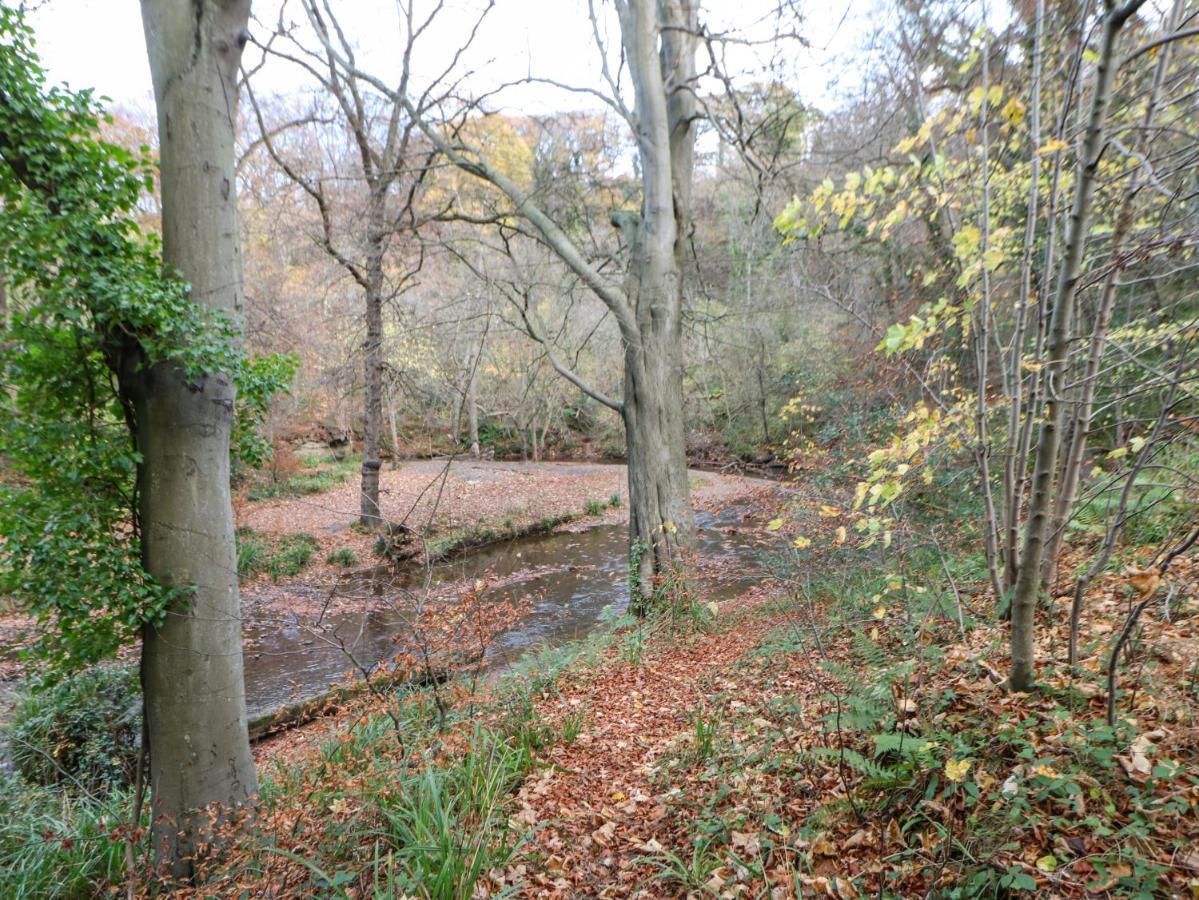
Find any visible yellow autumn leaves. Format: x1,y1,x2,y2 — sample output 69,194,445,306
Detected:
945,758,972,782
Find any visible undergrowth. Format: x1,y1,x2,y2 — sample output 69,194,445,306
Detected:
0,595,633,898
643,537,1198,897
236,528,319,580
245,451,360,502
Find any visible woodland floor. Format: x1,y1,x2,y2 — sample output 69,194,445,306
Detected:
487,569,1199,897
239,459,1199,897
4,456,1197,897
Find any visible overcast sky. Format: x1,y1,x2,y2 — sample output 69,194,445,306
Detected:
27,0,876,117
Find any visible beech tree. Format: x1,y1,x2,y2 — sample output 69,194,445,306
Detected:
1,0,273,880
137,0,259,874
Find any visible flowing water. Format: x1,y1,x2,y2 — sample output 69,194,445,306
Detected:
241,505,772,720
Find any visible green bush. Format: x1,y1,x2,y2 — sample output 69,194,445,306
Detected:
4,665,142,793
237,529,319,580
268,534,320,579
585,498,606,516
236,526,269,577
326,547,358,567
0,774,135,899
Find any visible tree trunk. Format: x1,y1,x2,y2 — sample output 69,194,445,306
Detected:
1001,0,1043,595
360,225,385,525
387,381,400,460
467,371,480,458
1041,0,1178,589
617,0,699,609
137,0,257,878
399,0,700,610
1009,0,1143,692
624,321,696,610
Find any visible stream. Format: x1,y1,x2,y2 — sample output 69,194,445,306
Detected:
240,505,773,720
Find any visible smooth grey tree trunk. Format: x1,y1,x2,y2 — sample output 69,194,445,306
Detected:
361,223,385,525
137,0,258,879
387,381,400,461
467,371,480,458
1009,0,1144,692
614,0,698,607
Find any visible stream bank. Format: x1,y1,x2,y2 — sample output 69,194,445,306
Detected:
1,463,783,749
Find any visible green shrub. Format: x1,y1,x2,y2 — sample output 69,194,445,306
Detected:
0,774,135,899
608,493,622,508
267,533,319,579
4,665,142,793
326,547,358,567
237,529,319,580
585,498,606,516
236,526,269,577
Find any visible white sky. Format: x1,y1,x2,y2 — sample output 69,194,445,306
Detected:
27,0,877,116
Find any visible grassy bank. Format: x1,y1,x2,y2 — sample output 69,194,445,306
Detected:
0,602,631,898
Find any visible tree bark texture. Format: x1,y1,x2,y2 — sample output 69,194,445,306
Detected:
402,0,700,608
616,0,699,607
360,215,385,525
138,0,258,878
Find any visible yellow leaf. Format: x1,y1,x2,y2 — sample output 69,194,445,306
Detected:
819,504,839,518
835,526,847,546
793,535,812,549
766,518,784,532
1001,97,1025,125
873,605,887,620
945,758,972,782
952,225,980,261
1037,138,1070,156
